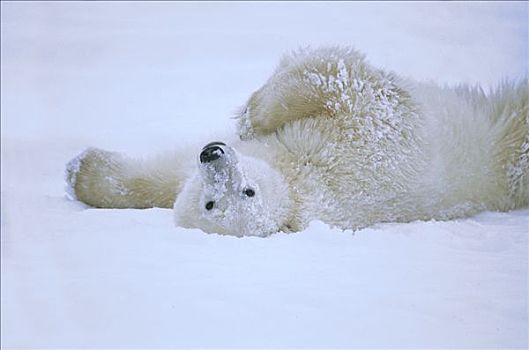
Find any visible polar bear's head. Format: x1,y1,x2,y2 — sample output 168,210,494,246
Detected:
173,142,294,237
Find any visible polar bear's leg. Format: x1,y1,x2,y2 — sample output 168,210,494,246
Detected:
236,78,326,140
235,47,401,140
66,148,187,208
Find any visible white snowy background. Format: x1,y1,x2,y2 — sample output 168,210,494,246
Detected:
1,2,528,348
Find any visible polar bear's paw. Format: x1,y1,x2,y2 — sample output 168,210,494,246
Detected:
236,106,256,140
65,148,93,201
65,148,124,206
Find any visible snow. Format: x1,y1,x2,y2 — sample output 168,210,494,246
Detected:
1,2,528,348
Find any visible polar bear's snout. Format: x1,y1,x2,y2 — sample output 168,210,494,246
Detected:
199,141,227,163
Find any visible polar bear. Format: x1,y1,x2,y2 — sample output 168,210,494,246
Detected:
66,47,529,237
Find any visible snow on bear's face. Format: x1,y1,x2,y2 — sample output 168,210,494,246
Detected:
173,142,292,237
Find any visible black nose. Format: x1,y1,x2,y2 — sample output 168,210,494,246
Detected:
200,142,226,163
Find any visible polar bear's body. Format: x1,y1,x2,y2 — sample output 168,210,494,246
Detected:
66,47,529,236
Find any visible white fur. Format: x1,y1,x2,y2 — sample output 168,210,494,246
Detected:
66,47,529,237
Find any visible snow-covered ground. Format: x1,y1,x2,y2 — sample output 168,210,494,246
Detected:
1,2,528,348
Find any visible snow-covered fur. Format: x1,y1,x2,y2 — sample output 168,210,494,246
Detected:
66,47,529,237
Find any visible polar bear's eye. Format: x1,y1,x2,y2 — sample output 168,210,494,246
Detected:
244,188,255,197
205,201,214,210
